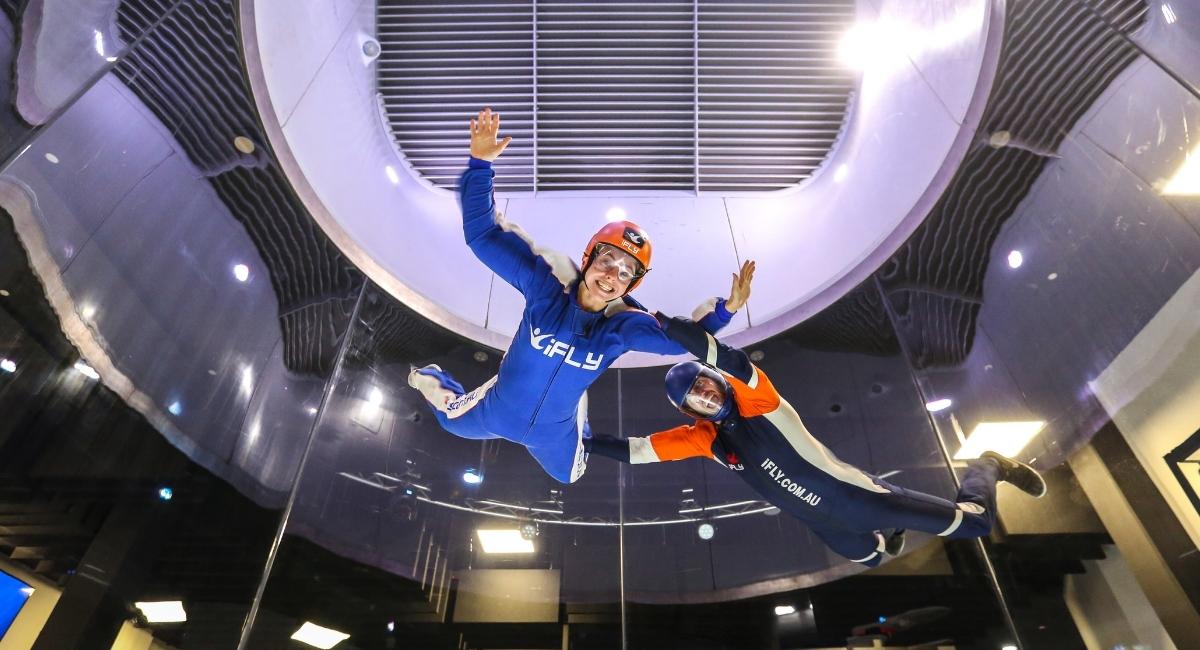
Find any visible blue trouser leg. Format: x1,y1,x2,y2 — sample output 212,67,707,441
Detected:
807,523,884,567
524,406,590,485
830,459,1000,539
412,367,501,441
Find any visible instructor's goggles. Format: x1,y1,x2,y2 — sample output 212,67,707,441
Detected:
591,244,646,284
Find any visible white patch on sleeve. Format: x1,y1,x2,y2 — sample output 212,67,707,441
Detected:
628,438,661,464
851,550,880,564
496,211,579,291
569,392,589,482
691,297,718,321
705,333,718,366
747,365,760,389
938,509,965,536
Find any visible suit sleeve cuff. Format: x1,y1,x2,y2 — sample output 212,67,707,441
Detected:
468,156,493,169
715,297,734,321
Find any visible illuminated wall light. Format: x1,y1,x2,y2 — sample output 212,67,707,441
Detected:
1163,143,1200,195
168,401,183,416
477,529,535,554
774,605,796,616
1,358,15,373
833,163,849,183
605,206,626,222
1162,3,1177,24
954,421,1046,460
73,360,99,380
385,165,400,185
462,469,483,485
291,622,351,649
697,522,715,540
1007,250,1023,268
925,398,952,412
134,601,187,623
233,263,250,282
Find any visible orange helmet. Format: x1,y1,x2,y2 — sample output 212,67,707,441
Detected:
581,220,652,293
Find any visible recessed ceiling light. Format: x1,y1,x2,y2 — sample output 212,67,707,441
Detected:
385,165,400,185
477,529,534,554
462,469,483,485
73,360,99,380
233,136,256,154
168,401,182,416
925,398,952,412
697,522,715,540
134,600,187,623
44,153,59,164
291,621,351,649
1007,250,1023,268
954,421,1045,460
605,207,626,222
233,263,250,282
1163,142,1200,195
774,605,796,616
158,487,174,501
1,359,15,373
1047,272,1058,281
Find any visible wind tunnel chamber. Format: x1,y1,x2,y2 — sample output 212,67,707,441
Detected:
1,0,1199,649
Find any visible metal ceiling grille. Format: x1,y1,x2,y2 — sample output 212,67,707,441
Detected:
378,0,855,193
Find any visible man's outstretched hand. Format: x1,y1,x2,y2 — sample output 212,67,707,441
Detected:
470,107,512,162
725,260,756,313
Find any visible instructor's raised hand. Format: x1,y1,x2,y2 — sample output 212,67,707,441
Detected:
469,107,512,162
725,260,756,313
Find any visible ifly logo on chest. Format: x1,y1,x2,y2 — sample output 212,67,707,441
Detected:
529,325,603,370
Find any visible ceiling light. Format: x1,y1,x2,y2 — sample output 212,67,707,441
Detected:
307,406,319,415
233,136,256,154
73,360,99,380
369,388,383,406
168,401,182,416
477,529,535,554
520,521,538,540
362,38,382,60
605,207,626,222
697,522,715,540
1,359,15,373
462,469,483,485
774,605,796,616
385,165,400,184
44,153,59,164
291,622,351,649
925,398,952,412
232,263,250,282
954,421,1045,460
386,621,395,632
1047,272,1058,280
158,487,174,501
1007,250,1023,268
134,600,187,623
1001,646,1017,650
1163,143,1200,195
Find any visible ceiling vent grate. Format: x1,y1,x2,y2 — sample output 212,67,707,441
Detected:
378,0,855,193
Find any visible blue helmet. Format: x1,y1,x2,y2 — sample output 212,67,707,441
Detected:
664,361,733,421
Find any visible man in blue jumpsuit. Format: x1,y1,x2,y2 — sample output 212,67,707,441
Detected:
586,298,1048,566
408,108,752,484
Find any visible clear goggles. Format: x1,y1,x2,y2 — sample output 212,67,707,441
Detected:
591,244,645,284
683,374,727,418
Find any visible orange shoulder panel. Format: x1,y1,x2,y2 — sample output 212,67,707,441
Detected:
723,365,781,418
649,421,719,462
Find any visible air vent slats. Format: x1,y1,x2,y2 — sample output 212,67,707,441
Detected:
380,0,853,192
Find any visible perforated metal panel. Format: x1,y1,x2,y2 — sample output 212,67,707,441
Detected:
378,0,855,193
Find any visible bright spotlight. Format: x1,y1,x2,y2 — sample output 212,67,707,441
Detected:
477,529,535,554
233,264,250,282
0,358,15,373
1007,250,1023,269
925,398,952,412
158,487,174,501
697,522,715,540
774,605,796,616
134,600,187,623
168,401,183,416
462,469,483,485
954,421,1045,460
73,360,99,380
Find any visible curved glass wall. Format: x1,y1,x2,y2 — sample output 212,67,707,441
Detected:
1,0,1199,649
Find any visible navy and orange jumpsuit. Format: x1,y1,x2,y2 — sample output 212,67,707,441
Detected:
587,315,1002,567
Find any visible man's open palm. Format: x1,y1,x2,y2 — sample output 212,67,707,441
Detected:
470,107,512,162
